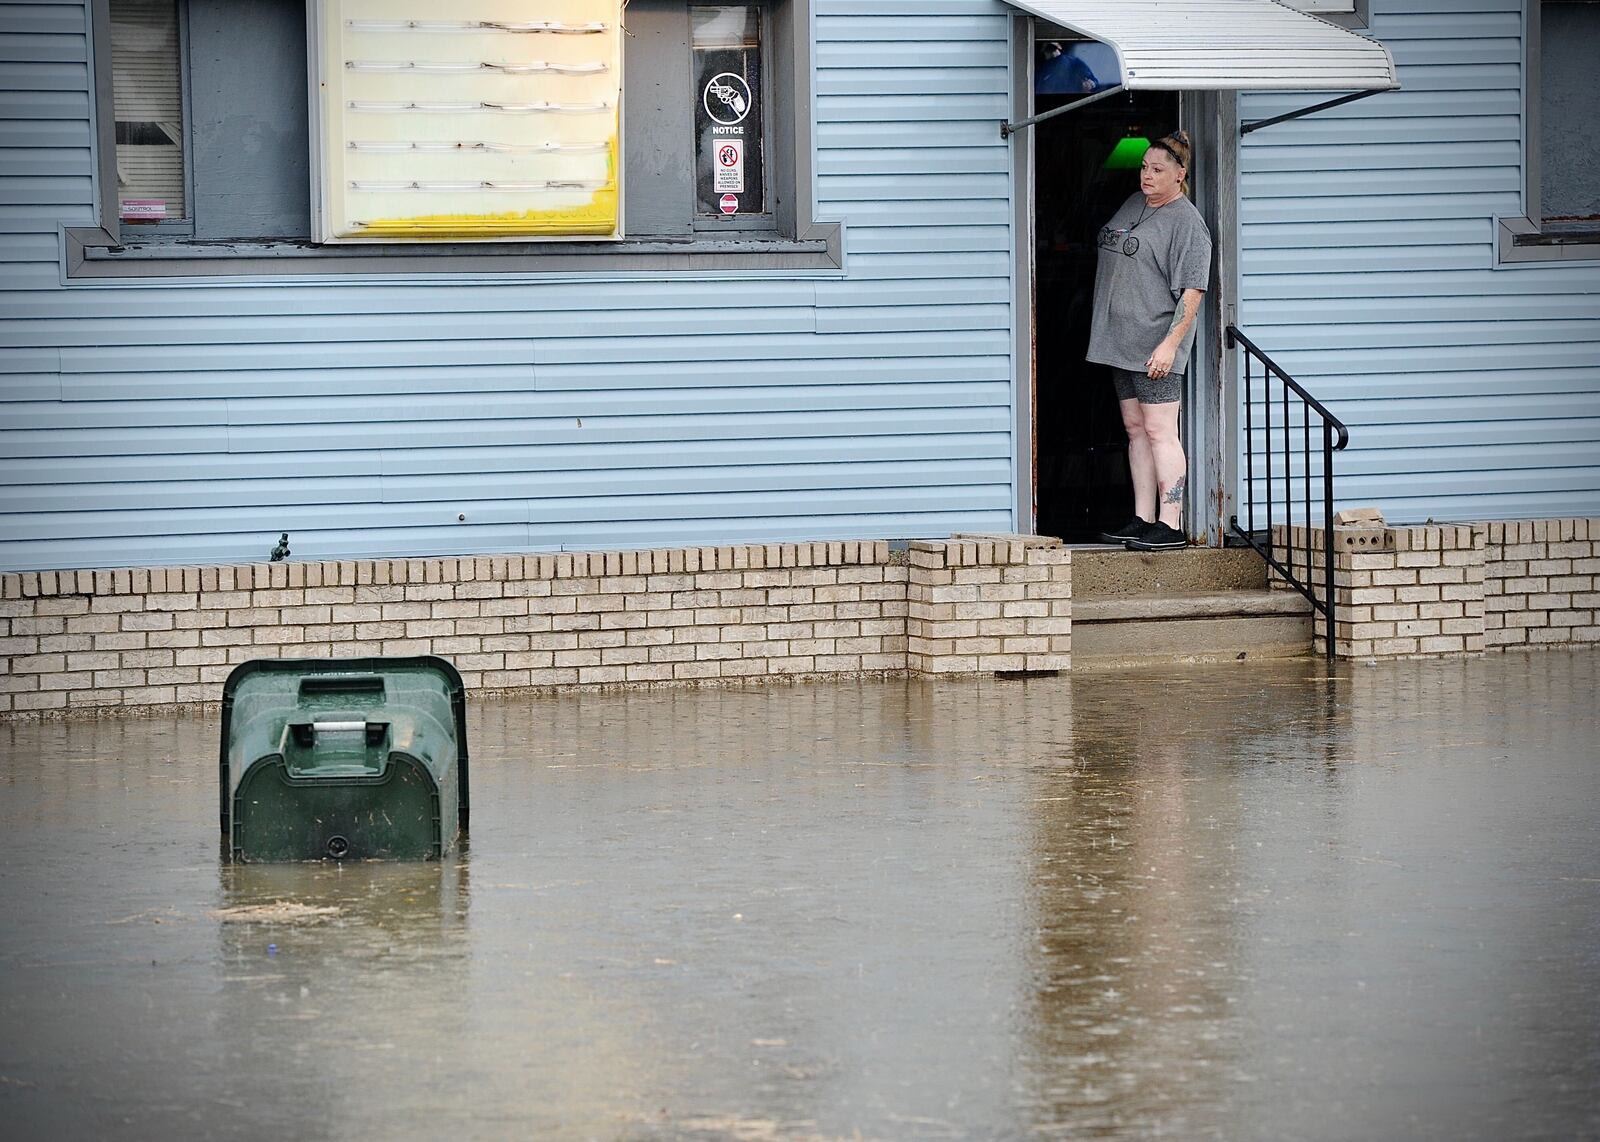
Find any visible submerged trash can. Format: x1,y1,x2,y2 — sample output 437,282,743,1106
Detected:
220,657,469,862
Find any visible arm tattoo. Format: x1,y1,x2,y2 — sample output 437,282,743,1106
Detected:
1162,476,1186,505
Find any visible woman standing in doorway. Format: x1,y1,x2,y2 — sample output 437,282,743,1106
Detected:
1087,130,1212,551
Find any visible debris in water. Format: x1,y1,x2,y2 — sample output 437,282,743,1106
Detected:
210,902,341,924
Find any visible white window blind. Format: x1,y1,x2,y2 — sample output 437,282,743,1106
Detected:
311,0,624,242
111,0,185,221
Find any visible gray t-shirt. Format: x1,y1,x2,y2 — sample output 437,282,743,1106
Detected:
1085,192,1212,374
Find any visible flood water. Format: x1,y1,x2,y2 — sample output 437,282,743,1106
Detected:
1,652,1597,1141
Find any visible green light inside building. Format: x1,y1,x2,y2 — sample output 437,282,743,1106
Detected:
1103,135,1151,170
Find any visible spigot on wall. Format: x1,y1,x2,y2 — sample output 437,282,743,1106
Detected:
270,533,291,562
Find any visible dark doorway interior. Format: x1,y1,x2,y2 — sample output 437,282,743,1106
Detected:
1034,86,1180,542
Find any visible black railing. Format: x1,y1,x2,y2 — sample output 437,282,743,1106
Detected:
1226,326,1350,660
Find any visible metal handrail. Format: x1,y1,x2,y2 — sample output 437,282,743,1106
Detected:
1226,325,1350,660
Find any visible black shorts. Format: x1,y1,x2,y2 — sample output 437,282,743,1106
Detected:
1111,366,1182,405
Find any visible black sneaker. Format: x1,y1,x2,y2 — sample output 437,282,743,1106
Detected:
1126,521,1188,551
1097,517,1152,544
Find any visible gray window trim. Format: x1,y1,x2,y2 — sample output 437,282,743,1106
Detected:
1308,1,1370,32
71,0,841,280
1497,0,1600,265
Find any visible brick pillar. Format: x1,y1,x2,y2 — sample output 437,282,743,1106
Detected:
906,534,1071,674
1331,525,1485,658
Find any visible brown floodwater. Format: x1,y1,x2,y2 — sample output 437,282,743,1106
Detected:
1,652,1597,1140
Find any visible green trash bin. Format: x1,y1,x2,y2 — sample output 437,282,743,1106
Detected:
220,657,469,862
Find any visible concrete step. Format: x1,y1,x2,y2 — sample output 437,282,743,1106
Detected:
1070,544,1269,599
1070,585,1315,670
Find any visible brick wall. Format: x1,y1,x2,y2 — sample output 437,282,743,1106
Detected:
1482,519,1600,650
1273,518,1598,659
0,536,1071,717
907,535,1071,673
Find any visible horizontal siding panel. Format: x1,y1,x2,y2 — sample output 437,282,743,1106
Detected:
828,252,1011,280
844,225,1010,255
818,15,1002,42
0,306,820,348
1243,245,1491,274
1241,141,1519,175
816,279,1011,307
1240,267,1600,300
532,329,1010,365
0,119,91,148
3,483,1017,543
819,146,1005,177
221,381,1010,427
0,147,90,177
4,432,1010,489
7,457,1014,513
2,6,86,36
816,67,1007,98
1244,367,1600,403
816,198,1010,228
1241,193,1520,226
816,302,1008,333
1239,318,1600,352
0,174,90,205
1241,167,1520,198
221,407,1014,455
1239,294,1600,325
0,87,91,115
0,60,88,93
1239,218,1490,250
816,94,1006,123
0,33,83,63
0,280,821,320
818,119,1003,150
57,340,539,373
1244,341,1600,378
1247,418,1600,453
818,40,1007,70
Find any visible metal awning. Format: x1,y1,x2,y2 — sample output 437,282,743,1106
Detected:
1009,0,1397,91
1001,0,1399,136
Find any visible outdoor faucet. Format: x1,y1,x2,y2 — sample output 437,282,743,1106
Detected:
270,533,291,562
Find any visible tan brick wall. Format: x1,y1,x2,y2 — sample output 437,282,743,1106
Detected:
906,534,1071,674
1482,519,1600,650
1273,517,1598,659
0,535,1072,717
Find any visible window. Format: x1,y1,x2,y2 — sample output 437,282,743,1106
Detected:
110,0,186,226
73,0,838,276
1498,0,1600,264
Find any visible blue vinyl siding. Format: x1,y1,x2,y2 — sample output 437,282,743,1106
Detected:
1237,0,1600,525
0,0,1018,571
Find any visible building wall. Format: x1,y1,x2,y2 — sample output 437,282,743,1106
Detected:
0,0,1019,572
1237,0,1600,525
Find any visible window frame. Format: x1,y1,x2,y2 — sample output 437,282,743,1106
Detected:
1497,0,1600,265
70,0,841,279
1281,1,1372,32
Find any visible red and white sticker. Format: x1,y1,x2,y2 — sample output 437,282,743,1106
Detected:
714,139,744,193
120,199,167,221
719,193,739,215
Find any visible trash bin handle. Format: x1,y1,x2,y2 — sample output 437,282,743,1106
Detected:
289,720,390,747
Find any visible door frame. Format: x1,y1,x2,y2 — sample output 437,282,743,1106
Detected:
1010,15,1239,545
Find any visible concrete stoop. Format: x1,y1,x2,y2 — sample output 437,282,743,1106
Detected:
1069,546,1314,668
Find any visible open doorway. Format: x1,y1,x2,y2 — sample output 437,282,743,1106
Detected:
1032,48,1179,543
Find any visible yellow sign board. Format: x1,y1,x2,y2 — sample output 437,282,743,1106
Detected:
312,1,622,242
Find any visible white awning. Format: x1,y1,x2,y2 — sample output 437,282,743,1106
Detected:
1008,0,1399,92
